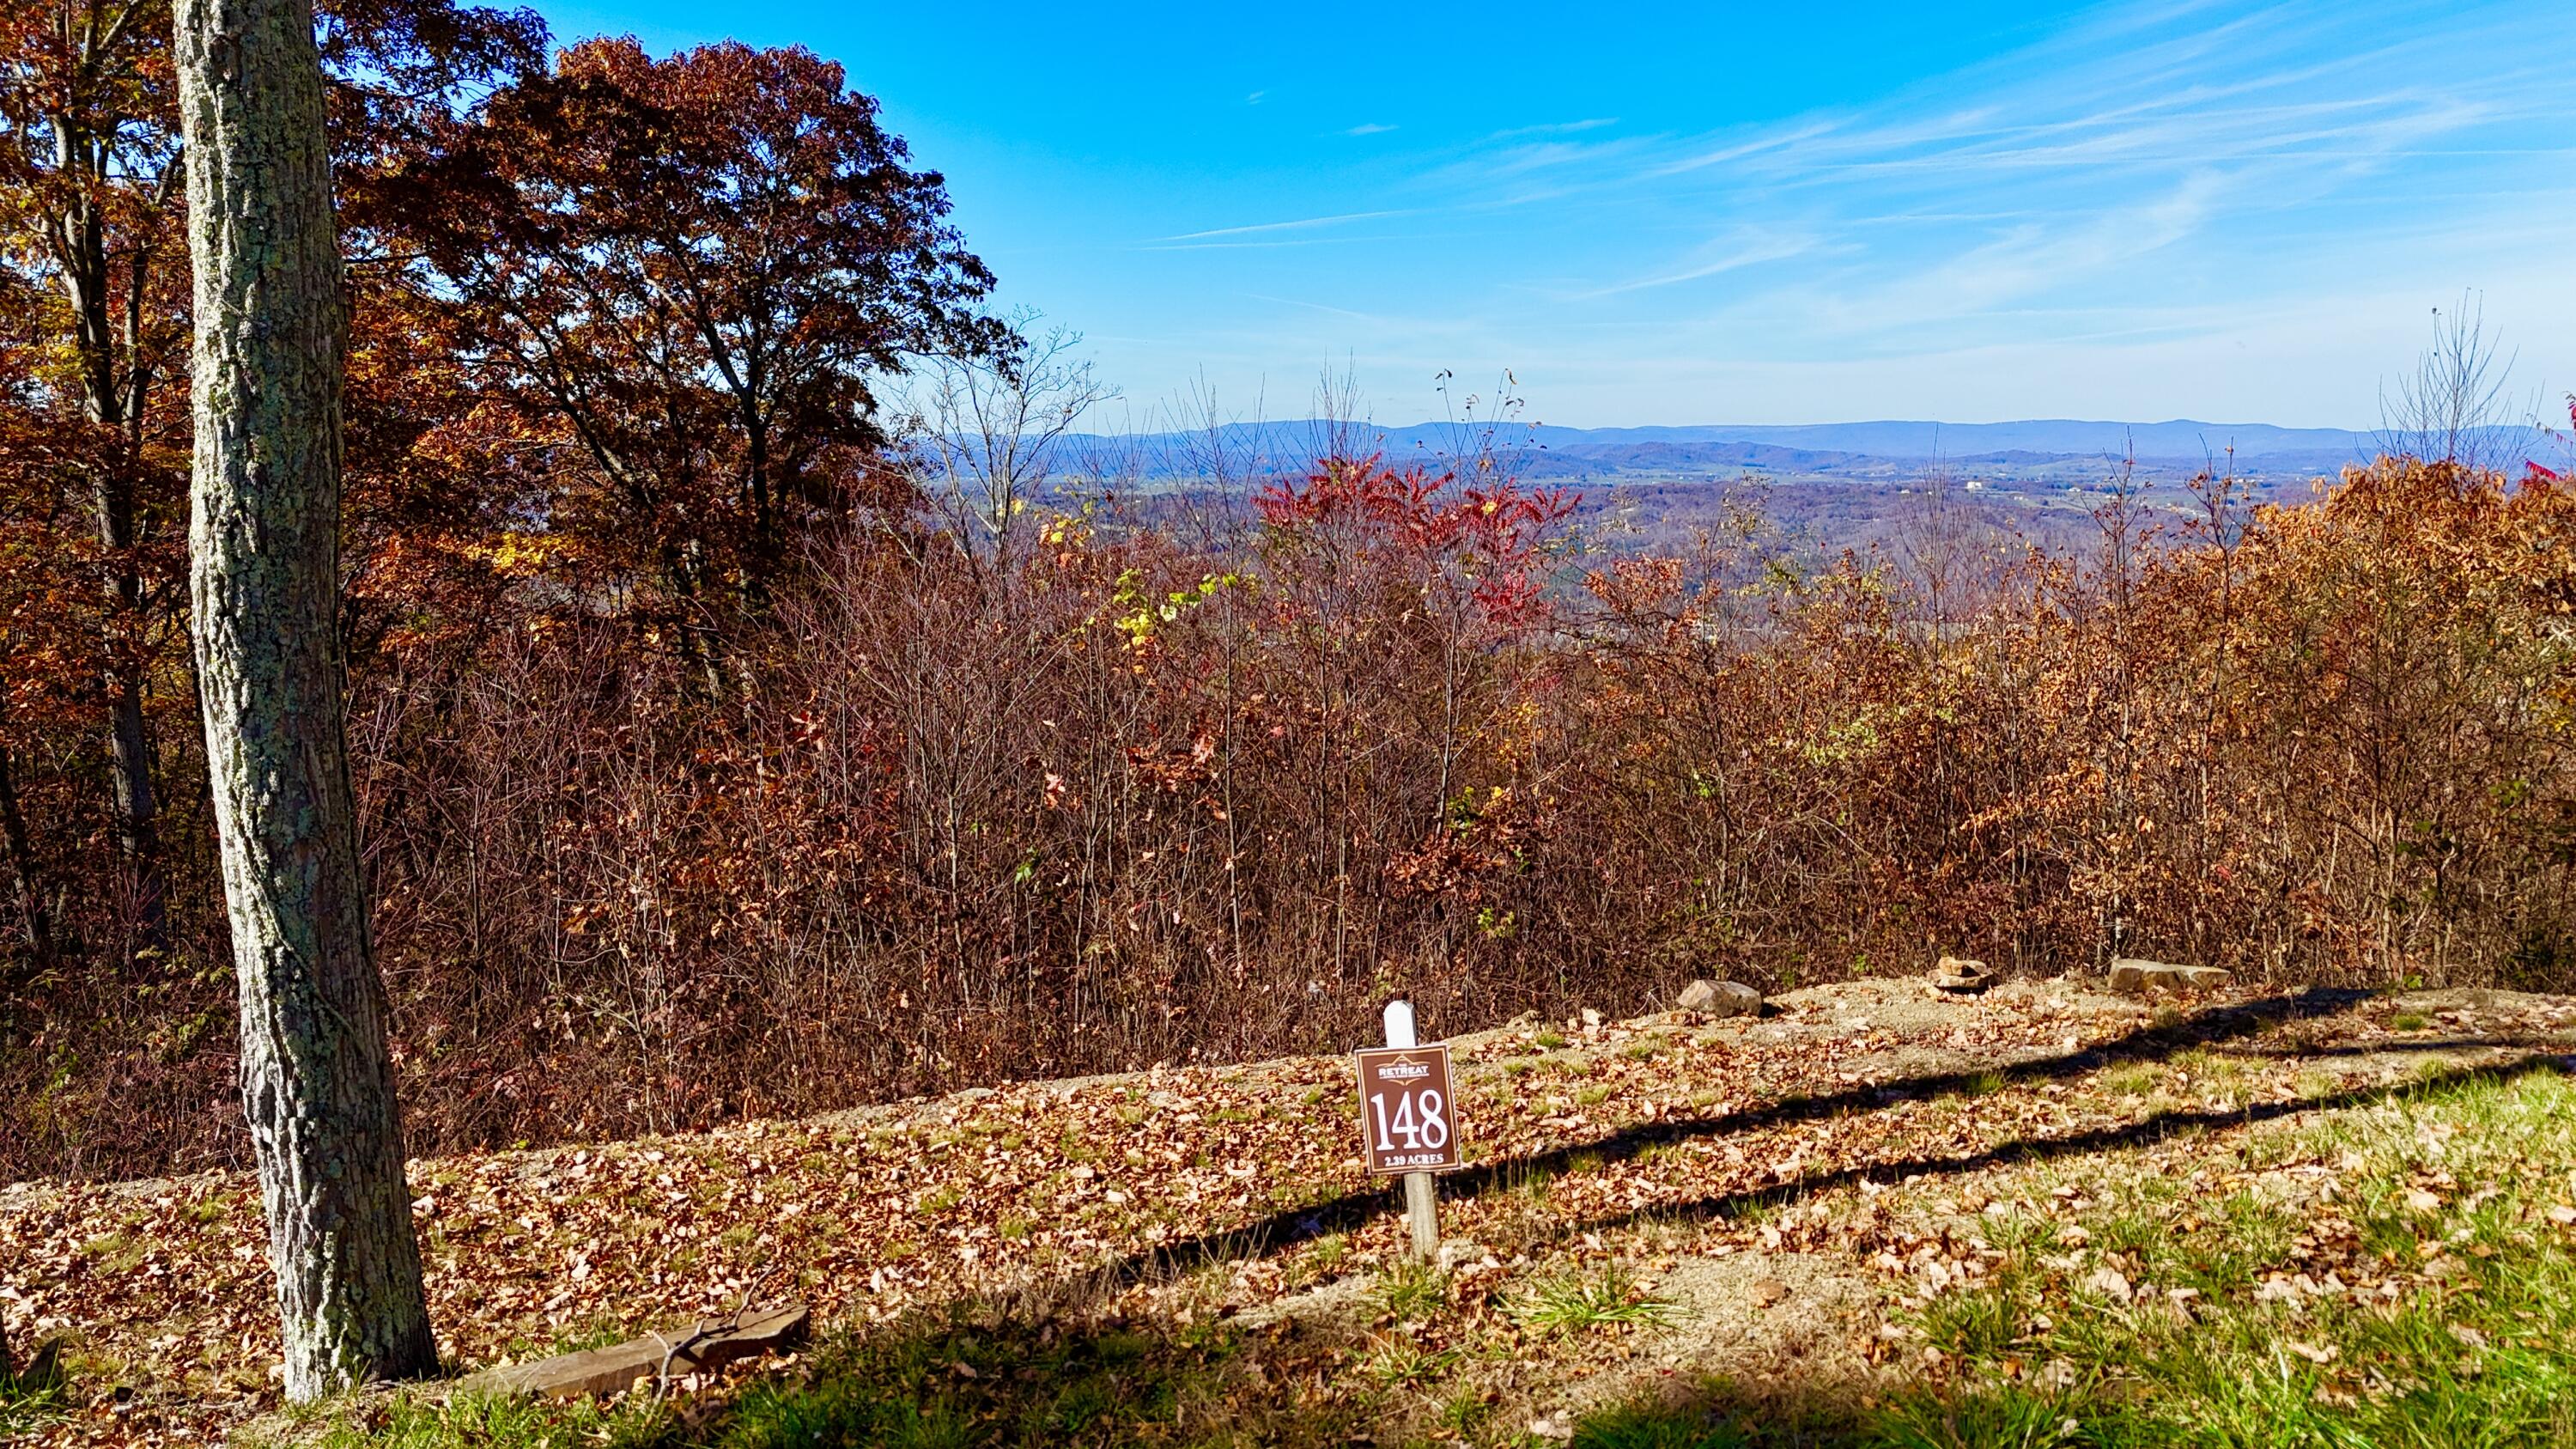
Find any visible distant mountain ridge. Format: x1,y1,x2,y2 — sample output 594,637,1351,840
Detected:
1468,419,2382,459
1059,418,2549,478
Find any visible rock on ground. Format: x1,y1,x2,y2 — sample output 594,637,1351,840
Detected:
2107,959,2234,995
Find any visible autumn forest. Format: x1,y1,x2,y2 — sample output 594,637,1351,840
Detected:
7,0,2576,1204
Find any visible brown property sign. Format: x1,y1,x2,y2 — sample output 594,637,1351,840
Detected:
1355,1044,1462,1175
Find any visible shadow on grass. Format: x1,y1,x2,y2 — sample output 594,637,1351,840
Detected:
1102,989,2386,1285
380,1029,2575,1449
1537,1050,2571,1251
385,1294,1390,1449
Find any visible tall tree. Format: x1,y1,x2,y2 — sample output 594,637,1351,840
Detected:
173,0,434,1397
0,0,190,939
382,40,1006,667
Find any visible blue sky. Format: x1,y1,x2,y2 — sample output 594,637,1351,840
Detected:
523,0,2576,429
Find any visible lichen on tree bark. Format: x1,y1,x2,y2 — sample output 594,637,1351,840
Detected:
173,0,437,1399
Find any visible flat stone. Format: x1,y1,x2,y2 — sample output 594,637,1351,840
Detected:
460,1305,810,1400
2108,959,2233,995
1681,980,1762,1017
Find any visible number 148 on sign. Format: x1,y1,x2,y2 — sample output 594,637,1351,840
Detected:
1354,1044,1462,1174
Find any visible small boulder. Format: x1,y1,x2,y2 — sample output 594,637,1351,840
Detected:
2108,959,2233,995
1676,979,1762,1015
1712,981,1763,1015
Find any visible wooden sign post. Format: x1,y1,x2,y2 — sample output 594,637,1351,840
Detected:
1357,1000,1459,1262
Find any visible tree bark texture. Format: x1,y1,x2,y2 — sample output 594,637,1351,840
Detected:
173,0,437,1397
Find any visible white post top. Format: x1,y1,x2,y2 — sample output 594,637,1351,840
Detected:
1382,999,1418,1048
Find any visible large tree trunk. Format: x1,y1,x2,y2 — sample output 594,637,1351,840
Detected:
173,0,437,1398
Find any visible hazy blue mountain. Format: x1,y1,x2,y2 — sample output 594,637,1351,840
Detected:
1055,419,2549,478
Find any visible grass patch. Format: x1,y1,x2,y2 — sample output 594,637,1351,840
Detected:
1371,1260,1449,1323
2101,1062,2160,1098
1950,1069,2006,1099
1580,1062,2576,1448
1358,1332,1461,1389
1513,1262,1686,1336
0,1376,70,1438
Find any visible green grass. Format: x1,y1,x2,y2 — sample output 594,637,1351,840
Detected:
1953,1069,2007,1099
1371,1260,1449,1323
0,1378,69,1438
1512,1262,1686,1336
1358,1332,1461,1389
2101,1062,2160,1098
1576,1062,2576,1448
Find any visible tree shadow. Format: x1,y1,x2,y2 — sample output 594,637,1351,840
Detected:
643,1052,2568,1449
1099,989,2381,1286
645,1290,1386,1448
2215,1034,2565,1060
1530,1050,2568,1251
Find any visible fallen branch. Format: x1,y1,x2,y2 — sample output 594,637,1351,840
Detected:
460,1303,811,1401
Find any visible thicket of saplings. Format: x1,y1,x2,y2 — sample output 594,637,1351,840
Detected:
8,423,2573,1181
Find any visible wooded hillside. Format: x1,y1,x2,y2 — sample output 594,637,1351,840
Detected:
8,1,2576,1184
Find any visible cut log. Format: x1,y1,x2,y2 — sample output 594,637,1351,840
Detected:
460,1305,809,1400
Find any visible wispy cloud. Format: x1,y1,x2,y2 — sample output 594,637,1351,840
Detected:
1568,227,1824,299
1069,0,2576,426
1161,209,1415,242
1405,0,2570,334
1486,118,1619,141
